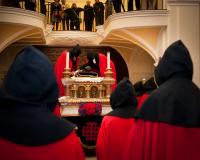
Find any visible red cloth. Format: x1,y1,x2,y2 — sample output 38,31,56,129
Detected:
137,93,150,110
96,116,135,160
54,51,80,97
0,131,85,160
53,104,61,117
98,53,117,91
124,119,200,160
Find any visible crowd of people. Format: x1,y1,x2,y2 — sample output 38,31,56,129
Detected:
1,0,46,14
50,0,158,31
1,0,159,31
1,40,199,160
51,0,105,31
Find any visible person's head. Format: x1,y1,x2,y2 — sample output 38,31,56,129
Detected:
61,0,66,4
70,44,81,61
95,0,100,3
143,77,157,93
86,52,99,67
1,46,58,112
71,3,77,8
154,40,193,86
86,0,91,5
110,78,137,110
0,46,76,146
133,81,144,97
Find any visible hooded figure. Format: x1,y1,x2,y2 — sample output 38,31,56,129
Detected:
124,40,200,160
80,52,117,90
0,46,85,160
54,44,81,99
137,77,157,110
133,80,144,106
96,78,137,160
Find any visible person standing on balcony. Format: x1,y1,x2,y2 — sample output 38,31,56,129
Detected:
112,0,125,13
141,0,157,10
25,0,36,11
40,0,46,15
61,0,70,30
70,3,84,30
2,0,20,8
147,0,157,9
84,1,94,31
93,0,105,26
105,0,113,20
51,0,62,31
128,0,141,11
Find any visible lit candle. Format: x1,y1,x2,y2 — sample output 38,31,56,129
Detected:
66,51,69,69
107,51,110,69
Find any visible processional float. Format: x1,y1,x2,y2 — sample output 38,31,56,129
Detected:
59,52,115,116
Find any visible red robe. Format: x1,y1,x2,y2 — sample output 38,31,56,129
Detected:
98,53,117,90
96,116,135,160
137,93,150,110
0,131,85,160
124,120,200,160
53,105,62,116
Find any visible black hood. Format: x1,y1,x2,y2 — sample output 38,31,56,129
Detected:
155,40,193,86
70,44,81,59
133,81,144,96
135,40,200,127
87,52,99,68
107,78,138,118
143,77,157,94
0,46,75,146
70,44,81,71
79,52,99,71
2,46,58,110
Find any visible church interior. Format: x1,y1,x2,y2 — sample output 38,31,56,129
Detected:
0,0,200,160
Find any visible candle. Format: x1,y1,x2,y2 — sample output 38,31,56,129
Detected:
66,51,69,69
107,51,110,69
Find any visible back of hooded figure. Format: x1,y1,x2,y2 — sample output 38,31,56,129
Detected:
0,46,85,160
137,77,157,110
96,78,137,160
124,40,200,160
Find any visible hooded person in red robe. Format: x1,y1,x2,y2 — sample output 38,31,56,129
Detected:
0,46,85,160
137,77,157,110
96,78,138,160
124,40,200,160
54,44,81,116
79,52,117,90
133,81,144,105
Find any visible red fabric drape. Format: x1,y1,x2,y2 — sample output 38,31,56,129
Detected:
96,116,135,160
124,119,200,160
0,131,85,160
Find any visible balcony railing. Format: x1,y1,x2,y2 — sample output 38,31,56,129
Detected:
1,0,165,32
